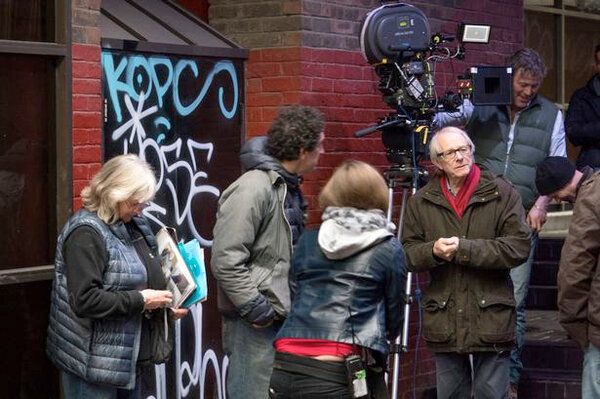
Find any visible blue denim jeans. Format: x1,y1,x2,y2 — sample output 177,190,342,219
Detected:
61,371,140,399
435,352,510,399
222,315,282,399
583,343,600,398
509,233,538,385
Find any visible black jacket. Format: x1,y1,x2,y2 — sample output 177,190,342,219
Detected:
276,229,407,358
566,74,600,169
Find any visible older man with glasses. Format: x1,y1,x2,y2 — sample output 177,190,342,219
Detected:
402,127,531,399
435,49,567,397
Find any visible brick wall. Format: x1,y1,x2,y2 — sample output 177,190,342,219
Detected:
174,0,209,21
210,0,523,224
71,1,102,210
209,0,524,396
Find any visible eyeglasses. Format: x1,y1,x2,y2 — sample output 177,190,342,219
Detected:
437,145,472,161
129,200,151,210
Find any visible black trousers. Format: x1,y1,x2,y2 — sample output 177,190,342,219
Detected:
269,351,389,399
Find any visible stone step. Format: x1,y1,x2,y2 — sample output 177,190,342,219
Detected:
526,285,557,311
518,374,581,399
524,239,563,311
538,210,572,240
530,260,559,287
535,238,565,261
522,340,581,372
518,310,583,398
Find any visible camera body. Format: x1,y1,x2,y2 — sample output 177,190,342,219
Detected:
359,2,511,165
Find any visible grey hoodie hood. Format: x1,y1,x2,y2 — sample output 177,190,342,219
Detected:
318,207,395,260
240,136,300,188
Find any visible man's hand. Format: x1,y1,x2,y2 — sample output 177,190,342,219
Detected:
251,320,274,329
433,237,460,261
140,289,173,310
527,206,547,232
241,294,276,328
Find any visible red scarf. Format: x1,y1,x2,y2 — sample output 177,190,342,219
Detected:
440,164,481,219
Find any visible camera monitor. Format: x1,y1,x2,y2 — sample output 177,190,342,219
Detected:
471,66,512,105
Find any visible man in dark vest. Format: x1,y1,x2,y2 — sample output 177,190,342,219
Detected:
435,48,567,398
566,44,600,170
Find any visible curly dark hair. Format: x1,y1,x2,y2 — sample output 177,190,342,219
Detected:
267,105,324,161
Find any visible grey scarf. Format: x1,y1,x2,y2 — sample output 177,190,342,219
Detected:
318,207,395,260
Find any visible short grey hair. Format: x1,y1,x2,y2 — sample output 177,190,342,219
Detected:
510,48,547,81
429,127,475,159
81,154,157,224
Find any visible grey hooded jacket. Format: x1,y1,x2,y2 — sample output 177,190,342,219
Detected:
211,137,304,320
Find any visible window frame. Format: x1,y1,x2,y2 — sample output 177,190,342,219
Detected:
0,0,71,285
525,0,600,109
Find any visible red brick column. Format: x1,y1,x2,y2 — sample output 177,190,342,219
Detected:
209,0,524,395
71,2,102,210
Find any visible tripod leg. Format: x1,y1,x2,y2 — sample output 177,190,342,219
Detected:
391,270,413,399
390,188,414,399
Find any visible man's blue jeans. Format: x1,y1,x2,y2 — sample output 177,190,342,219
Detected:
509,233,538,385
583,343,600,398
222,315,282,399
61,371,140,399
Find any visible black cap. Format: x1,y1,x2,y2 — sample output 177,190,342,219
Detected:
535,156,576,196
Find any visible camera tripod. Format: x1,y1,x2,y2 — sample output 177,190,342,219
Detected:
355,105,431,399
384,164,427,399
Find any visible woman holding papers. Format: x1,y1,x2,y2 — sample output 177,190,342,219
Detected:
46,154,187,399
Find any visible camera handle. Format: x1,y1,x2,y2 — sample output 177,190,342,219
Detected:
354,116,411,138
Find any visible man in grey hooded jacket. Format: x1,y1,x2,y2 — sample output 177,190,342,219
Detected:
211,105,324,399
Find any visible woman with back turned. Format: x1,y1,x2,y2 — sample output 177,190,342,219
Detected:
46,154,188,399
268,160,407,398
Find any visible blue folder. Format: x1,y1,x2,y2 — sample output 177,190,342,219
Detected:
178,239,208,308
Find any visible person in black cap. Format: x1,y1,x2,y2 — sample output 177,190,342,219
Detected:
535,156,587,202
535,156,596,202
535,156,600,398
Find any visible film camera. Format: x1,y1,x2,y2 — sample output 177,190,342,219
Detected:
357,2,512,167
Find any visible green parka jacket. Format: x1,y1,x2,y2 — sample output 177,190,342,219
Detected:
402,168,531,353
211,169,293,318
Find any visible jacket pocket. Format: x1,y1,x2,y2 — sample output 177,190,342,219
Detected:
475,294,516,344
422,292,452,343
249,250,278,288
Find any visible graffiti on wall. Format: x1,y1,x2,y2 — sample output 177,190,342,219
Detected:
103,49,243,398
146,306,229,399
103,51,241,245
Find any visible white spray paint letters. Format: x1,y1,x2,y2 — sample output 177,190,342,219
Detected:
103,51,236,398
